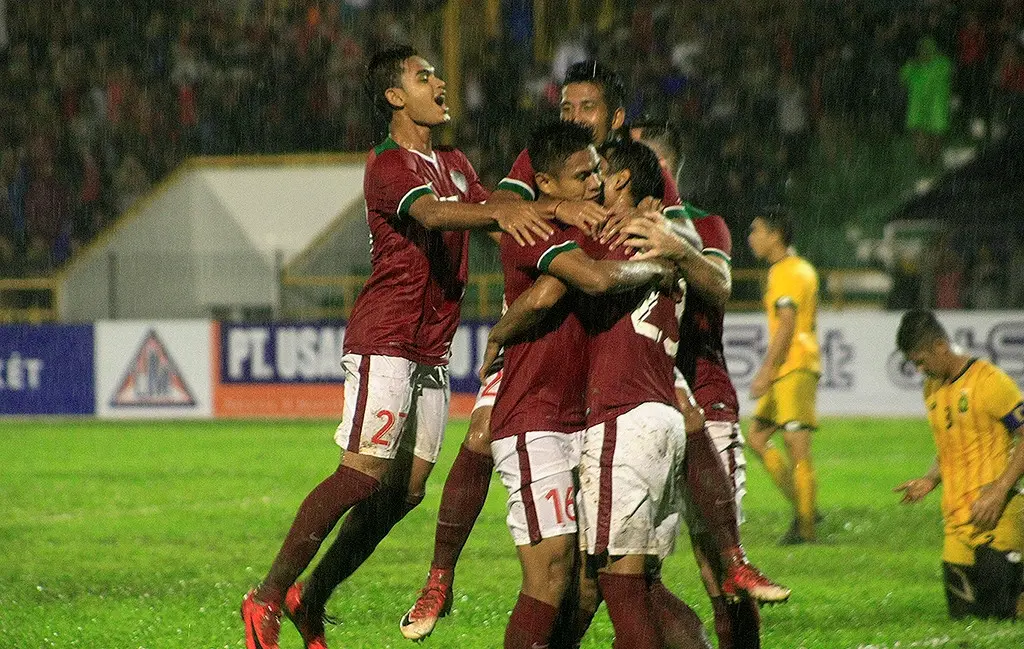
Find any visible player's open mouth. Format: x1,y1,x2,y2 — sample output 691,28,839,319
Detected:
435,93,446,108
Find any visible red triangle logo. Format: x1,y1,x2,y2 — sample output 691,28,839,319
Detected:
110,330,196,407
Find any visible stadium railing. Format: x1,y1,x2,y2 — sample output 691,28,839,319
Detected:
0,278,58,323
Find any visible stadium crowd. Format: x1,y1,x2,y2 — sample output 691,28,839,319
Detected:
2,0,1024,307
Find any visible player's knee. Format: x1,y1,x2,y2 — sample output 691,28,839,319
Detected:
464,411,492,455
341,451,391,480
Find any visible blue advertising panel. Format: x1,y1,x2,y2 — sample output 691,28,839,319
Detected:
0,324,95,415
218,321,493,394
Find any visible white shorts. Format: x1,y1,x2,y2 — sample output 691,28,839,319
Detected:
705,420,747,524
333,354,450,463
491,430,583,546
473,368,503,412
577,402,687,561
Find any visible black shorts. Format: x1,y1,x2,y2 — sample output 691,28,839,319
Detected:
943,545,1023,620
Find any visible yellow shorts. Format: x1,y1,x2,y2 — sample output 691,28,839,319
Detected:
943,493,1024,565
752,370,819,431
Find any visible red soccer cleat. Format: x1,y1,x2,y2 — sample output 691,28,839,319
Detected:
241,589,282,649
284,583,330,649
722,561,792,604
399,568,454,640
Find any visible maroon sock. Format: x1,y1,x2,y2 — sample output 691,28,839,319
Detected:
711,595,734,649
256,464,379,606
730,597,761,649
301,485,422,614
685,428,742,553
505,593,558,649
431,444,493,572
598,573,662,649
649,579,713,649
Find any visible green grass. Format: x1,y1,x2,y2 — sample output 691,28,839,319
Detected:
2,417,1022,649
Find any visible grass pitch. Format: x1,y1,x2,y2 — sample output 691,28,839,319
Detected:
2,417,1022,649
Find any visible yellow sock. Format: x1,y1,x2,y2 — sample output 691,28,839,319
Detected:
793,459,818,540
761,446,796,505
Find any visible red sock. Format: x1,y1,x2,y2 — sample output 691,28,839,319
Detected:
257,464,379,606
649,579,712,649
505,593,558,649
302,485,422,613
431,444,493,572
730,597,761,649
685,428,742,553
711,595,734,649
598,573,662,649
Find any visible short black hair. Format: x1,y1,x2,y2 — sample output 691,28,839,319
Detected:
756,206,794,246
896,309,948,355
528,121,595,177
563,60,627,111
632,122,680,163
365,45,417,114
599,139,664,206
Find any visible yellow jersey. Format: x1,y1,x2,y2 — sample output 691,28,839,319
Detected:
764,254,820,377
923,359,1024,536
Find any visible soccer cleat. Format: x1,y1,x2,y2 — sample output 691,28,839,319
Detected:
722,562,792,604
284,582,330,649
241,589,282,649
400,568,454,640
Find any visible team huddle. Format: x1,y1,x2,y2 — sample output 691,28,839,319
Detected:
240,45,1024,649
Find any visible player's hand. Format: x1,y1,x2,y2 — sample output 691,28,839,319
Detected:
969,483,1008,530
553,200,607,237
623,210,691,262
598,196,661,247
893,476,937,503
495,204,554,246
479,340,501,382
749,370,773,400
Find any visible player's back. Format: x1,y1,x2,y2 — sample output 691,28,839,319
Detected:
345,138,487,366
490,227,589,440
675,212,739,420
577,238,682,426
766,254,820,376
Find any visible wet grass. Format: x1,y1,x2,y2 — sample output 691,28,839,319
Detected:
2,417,1021,648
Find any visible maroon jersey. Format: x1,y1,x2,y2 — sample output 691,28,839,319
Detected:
675,209,739,421
496,147,684,215
577,238,682,426
490,226,589,441
344,137,489,365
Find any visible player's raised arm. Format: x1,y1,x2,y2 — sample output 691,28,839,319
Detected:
623,210,731,307
480,275,569,380
546,246,671,296
407,194,554,246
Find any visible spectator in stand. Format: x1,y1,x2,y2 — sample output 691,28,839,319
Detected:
928,231,964,309
994,34,1024,139
1005,239,1024,308
966,243,1002,309
112,153,151,215
955,11,990,133
776,71,810,170
901,36,952,167
23,153,74,273
0,149,21,276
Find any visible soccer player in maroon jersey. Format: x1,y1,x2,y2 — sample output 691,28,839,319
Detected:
239,45,562,649
401,60,697,640
629,124,789,648
488,121,677,649
486,140,714,649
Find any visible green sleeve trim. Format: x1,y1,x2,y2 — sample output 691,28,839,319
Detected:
373,136,399,156
704,248,732,265
398,184,436,217
496,178,536,201
537,241,580,272
681,202,710,219
663,205,689,220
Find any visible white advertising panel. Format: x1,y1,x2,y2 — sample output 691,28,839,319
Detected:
95,321,213,419
726,311,1024,417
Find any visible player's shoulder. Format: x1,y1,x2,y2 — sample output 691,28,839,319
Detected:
367,137,415,170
